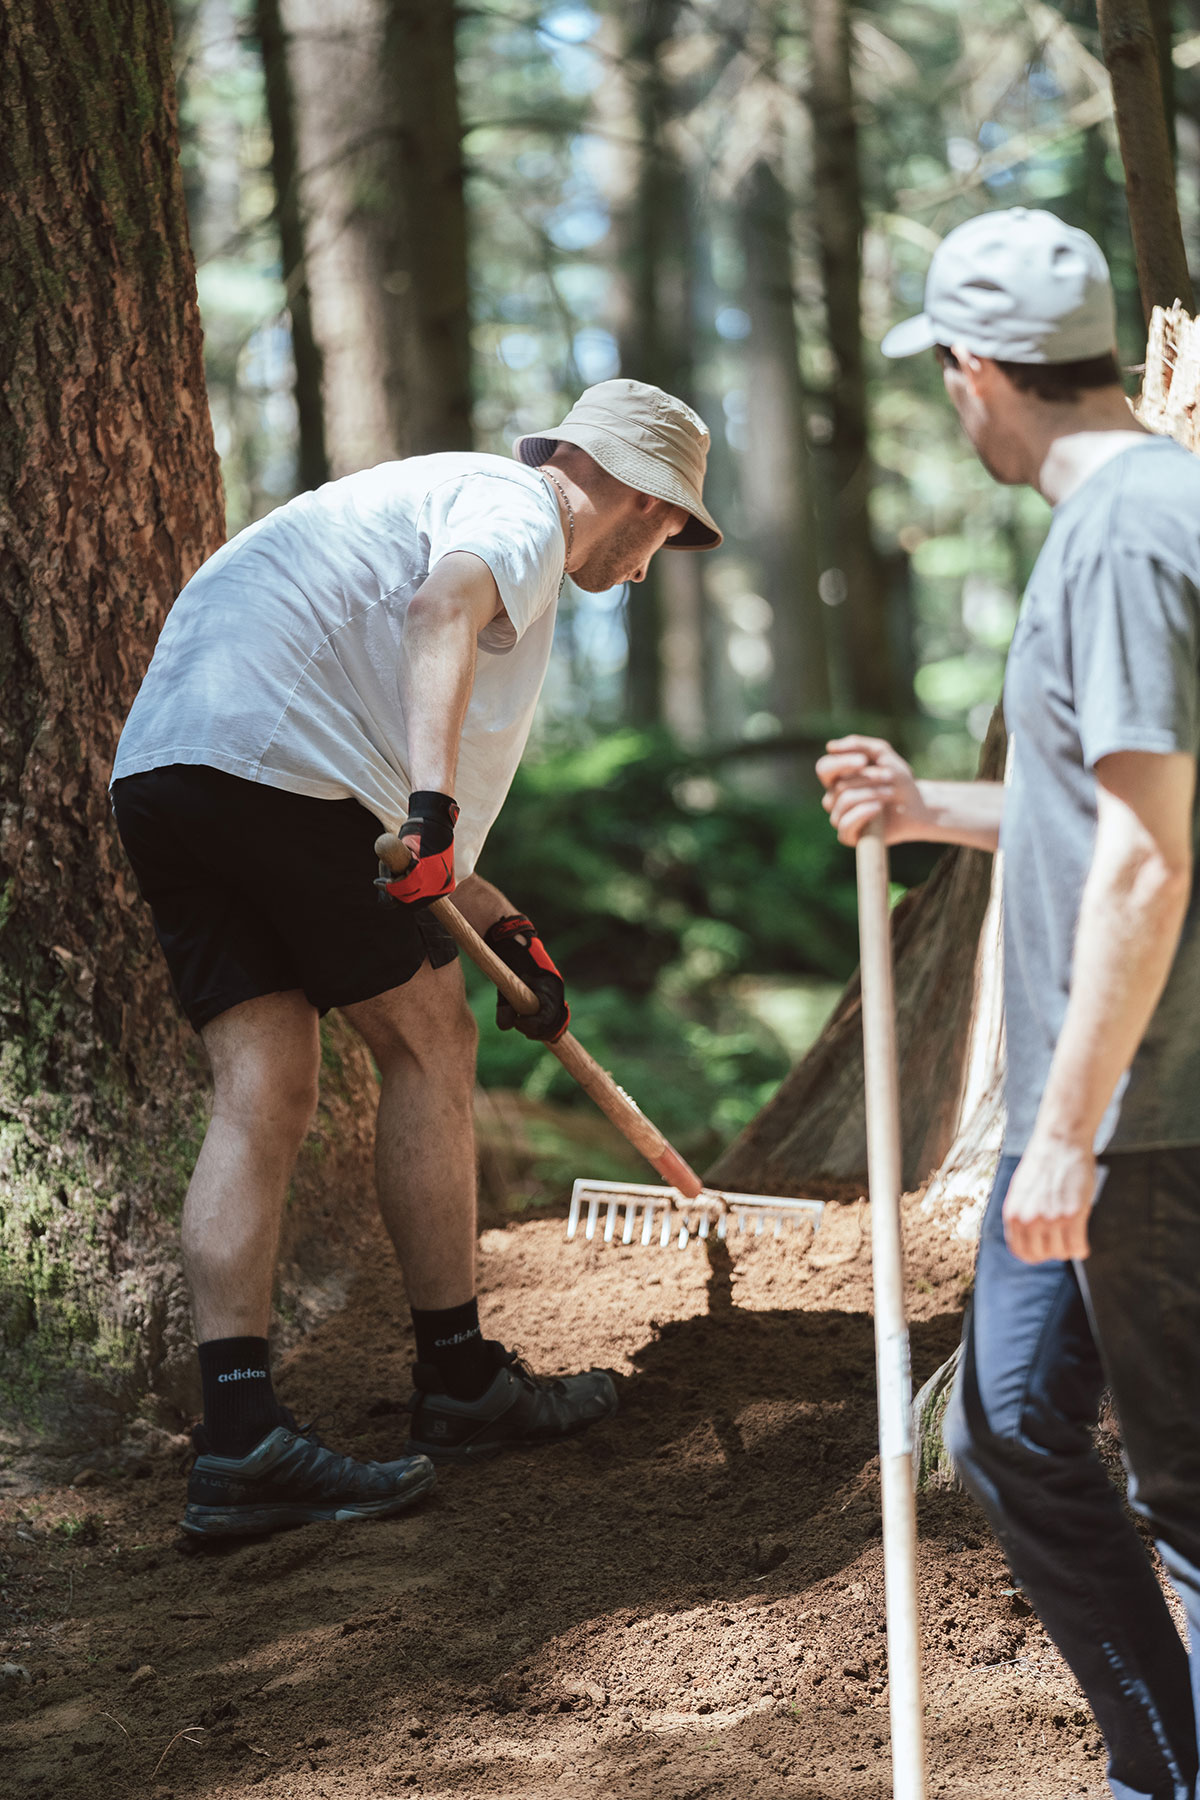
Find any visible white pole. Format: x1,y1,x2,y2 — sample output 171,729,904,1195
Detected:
856,820,927,1800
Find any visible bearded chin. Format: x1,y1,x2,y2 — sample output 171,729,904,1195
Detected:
567,562,614,594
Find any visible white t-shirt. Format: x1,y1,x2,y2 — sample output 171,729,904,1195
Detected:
112,454,564,876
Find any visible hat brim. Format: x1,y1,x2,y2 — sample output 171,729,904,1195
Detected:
880,313,940,359
514,426,722,550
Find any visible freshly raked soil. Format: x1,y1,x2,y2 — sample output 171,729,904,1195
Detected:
1,1186,1111,1800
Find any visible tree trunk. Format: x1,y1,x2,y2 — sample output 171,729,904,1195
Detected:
1098,0,1194,318
808,0,903,720
1137,298,1200,447
279,0,471,474
0,0,222,1444
603,0,705,733
1146,0,1177,167
708,709,1007,1196
255,0,330,491
0,0,380,1461
379,0,472,455
738,155,831,722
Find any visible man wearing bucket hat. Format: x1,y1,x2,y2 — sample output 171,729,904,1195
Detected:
109,378,721,1539
819,206,1200,1799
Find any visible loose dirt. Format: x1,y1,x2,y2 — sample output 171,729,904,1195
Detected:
1,1187,1109,1799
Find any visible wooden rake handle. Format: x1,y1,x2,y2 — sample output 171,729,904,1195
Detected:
856,819,927,1800
374,832,704,1200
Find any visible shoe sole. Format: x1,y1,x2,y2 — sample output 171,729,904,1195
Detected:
405,1404,618,1465
179,1463,437,1539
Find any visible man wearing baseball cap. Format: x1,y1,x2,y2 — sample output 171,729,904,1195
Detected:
819,208,1200,1799
109,377,721,1539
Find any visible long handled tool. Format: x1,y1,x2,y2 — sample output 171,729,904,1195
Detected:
375,833,824,1247
856,820,927,1800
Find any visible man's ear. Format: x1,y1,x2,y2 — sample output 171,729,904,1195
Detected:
951,343,993,396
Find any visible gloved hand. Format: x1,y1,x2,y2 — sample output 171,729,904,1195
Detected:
484,914,570,1043
377,791,459,907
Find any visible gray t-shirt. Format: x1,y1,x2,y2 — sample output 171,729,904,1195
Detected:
1001,437,1200,1154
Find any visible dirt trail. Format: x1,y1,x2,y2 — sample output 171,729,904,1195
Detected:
1,1195,1106,1799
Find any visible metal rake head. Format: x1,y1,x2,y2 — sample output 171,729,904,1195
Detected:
566,1179,825,1249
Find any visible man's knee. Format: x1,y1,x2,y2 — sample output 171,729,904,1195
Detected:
348,970,478,1078
211,1063,320,1143
204,1000,321,1142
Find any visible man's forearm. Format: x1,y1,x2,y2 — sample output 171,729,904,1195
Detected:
452,873,519,935
1034,838,1190,1146
911,780,1005,851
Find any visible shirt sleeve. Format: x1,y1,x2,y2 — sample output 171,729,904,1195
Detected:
421,474,563,653
1070,544,1200,768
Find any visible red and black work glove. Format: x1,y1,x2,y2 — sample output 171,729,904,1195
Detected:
376,791,459,908
484,914,570,1043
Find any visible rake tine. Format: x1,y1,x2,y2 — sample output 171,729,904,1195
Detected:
567,1183,825,1252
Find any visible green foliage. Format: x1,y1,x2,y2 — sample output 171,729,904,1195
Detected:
52,1514,102,1546
470,970,792,1160
468,732,935,1155
476,730,868,988
0,1065,208,1425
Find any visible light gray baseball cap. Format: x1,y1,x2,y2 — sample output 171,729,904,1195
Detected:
514,378,722,549
881,207,1116,364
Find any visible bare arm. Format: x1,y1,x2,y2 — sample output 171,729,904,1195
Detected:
1003,749,1195,1263
816,735,1004,852
451,872,520,935
399,552,506,798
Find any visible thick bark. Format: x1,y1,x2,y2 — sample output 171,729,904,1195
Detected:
0,0,222,1439
255,0,330,491
281,0,471,473
0,0,222,1088
708,709,1007,1196
1136,298,1200,447
1098,0,1194,317
738,156,831,720
0,0,378,1457
808,0,901,719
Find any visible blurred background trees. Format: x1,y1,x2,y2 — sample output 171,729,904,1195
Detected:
168,0,1200,1181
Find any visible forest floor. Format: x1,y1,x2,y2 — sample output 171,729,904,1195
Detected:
1,1175,1110,1800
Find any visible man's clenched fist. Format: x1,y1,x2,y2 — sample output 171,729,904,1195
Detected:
378,791,459,907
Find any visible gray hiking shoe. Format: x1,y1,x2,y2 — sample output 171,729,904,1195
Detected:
404,1347,618,1462
182,1416,435,1539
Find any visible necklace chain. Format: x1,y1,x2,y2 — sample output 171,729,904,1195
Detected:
540,468,575,592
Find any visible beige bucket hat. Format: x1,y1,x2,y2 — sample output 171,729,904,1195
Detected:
514,378,722,549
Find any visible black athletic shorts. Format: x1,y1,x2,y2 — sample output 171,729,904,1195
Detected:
111,764,458,1032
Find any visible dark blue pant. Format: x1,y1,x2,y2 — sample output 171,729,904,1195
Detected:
946,1149,1200,1800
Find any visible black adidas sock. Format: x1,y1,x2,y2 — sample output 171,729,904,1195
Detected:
410,1298,496,1401
197,1336,283,1456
